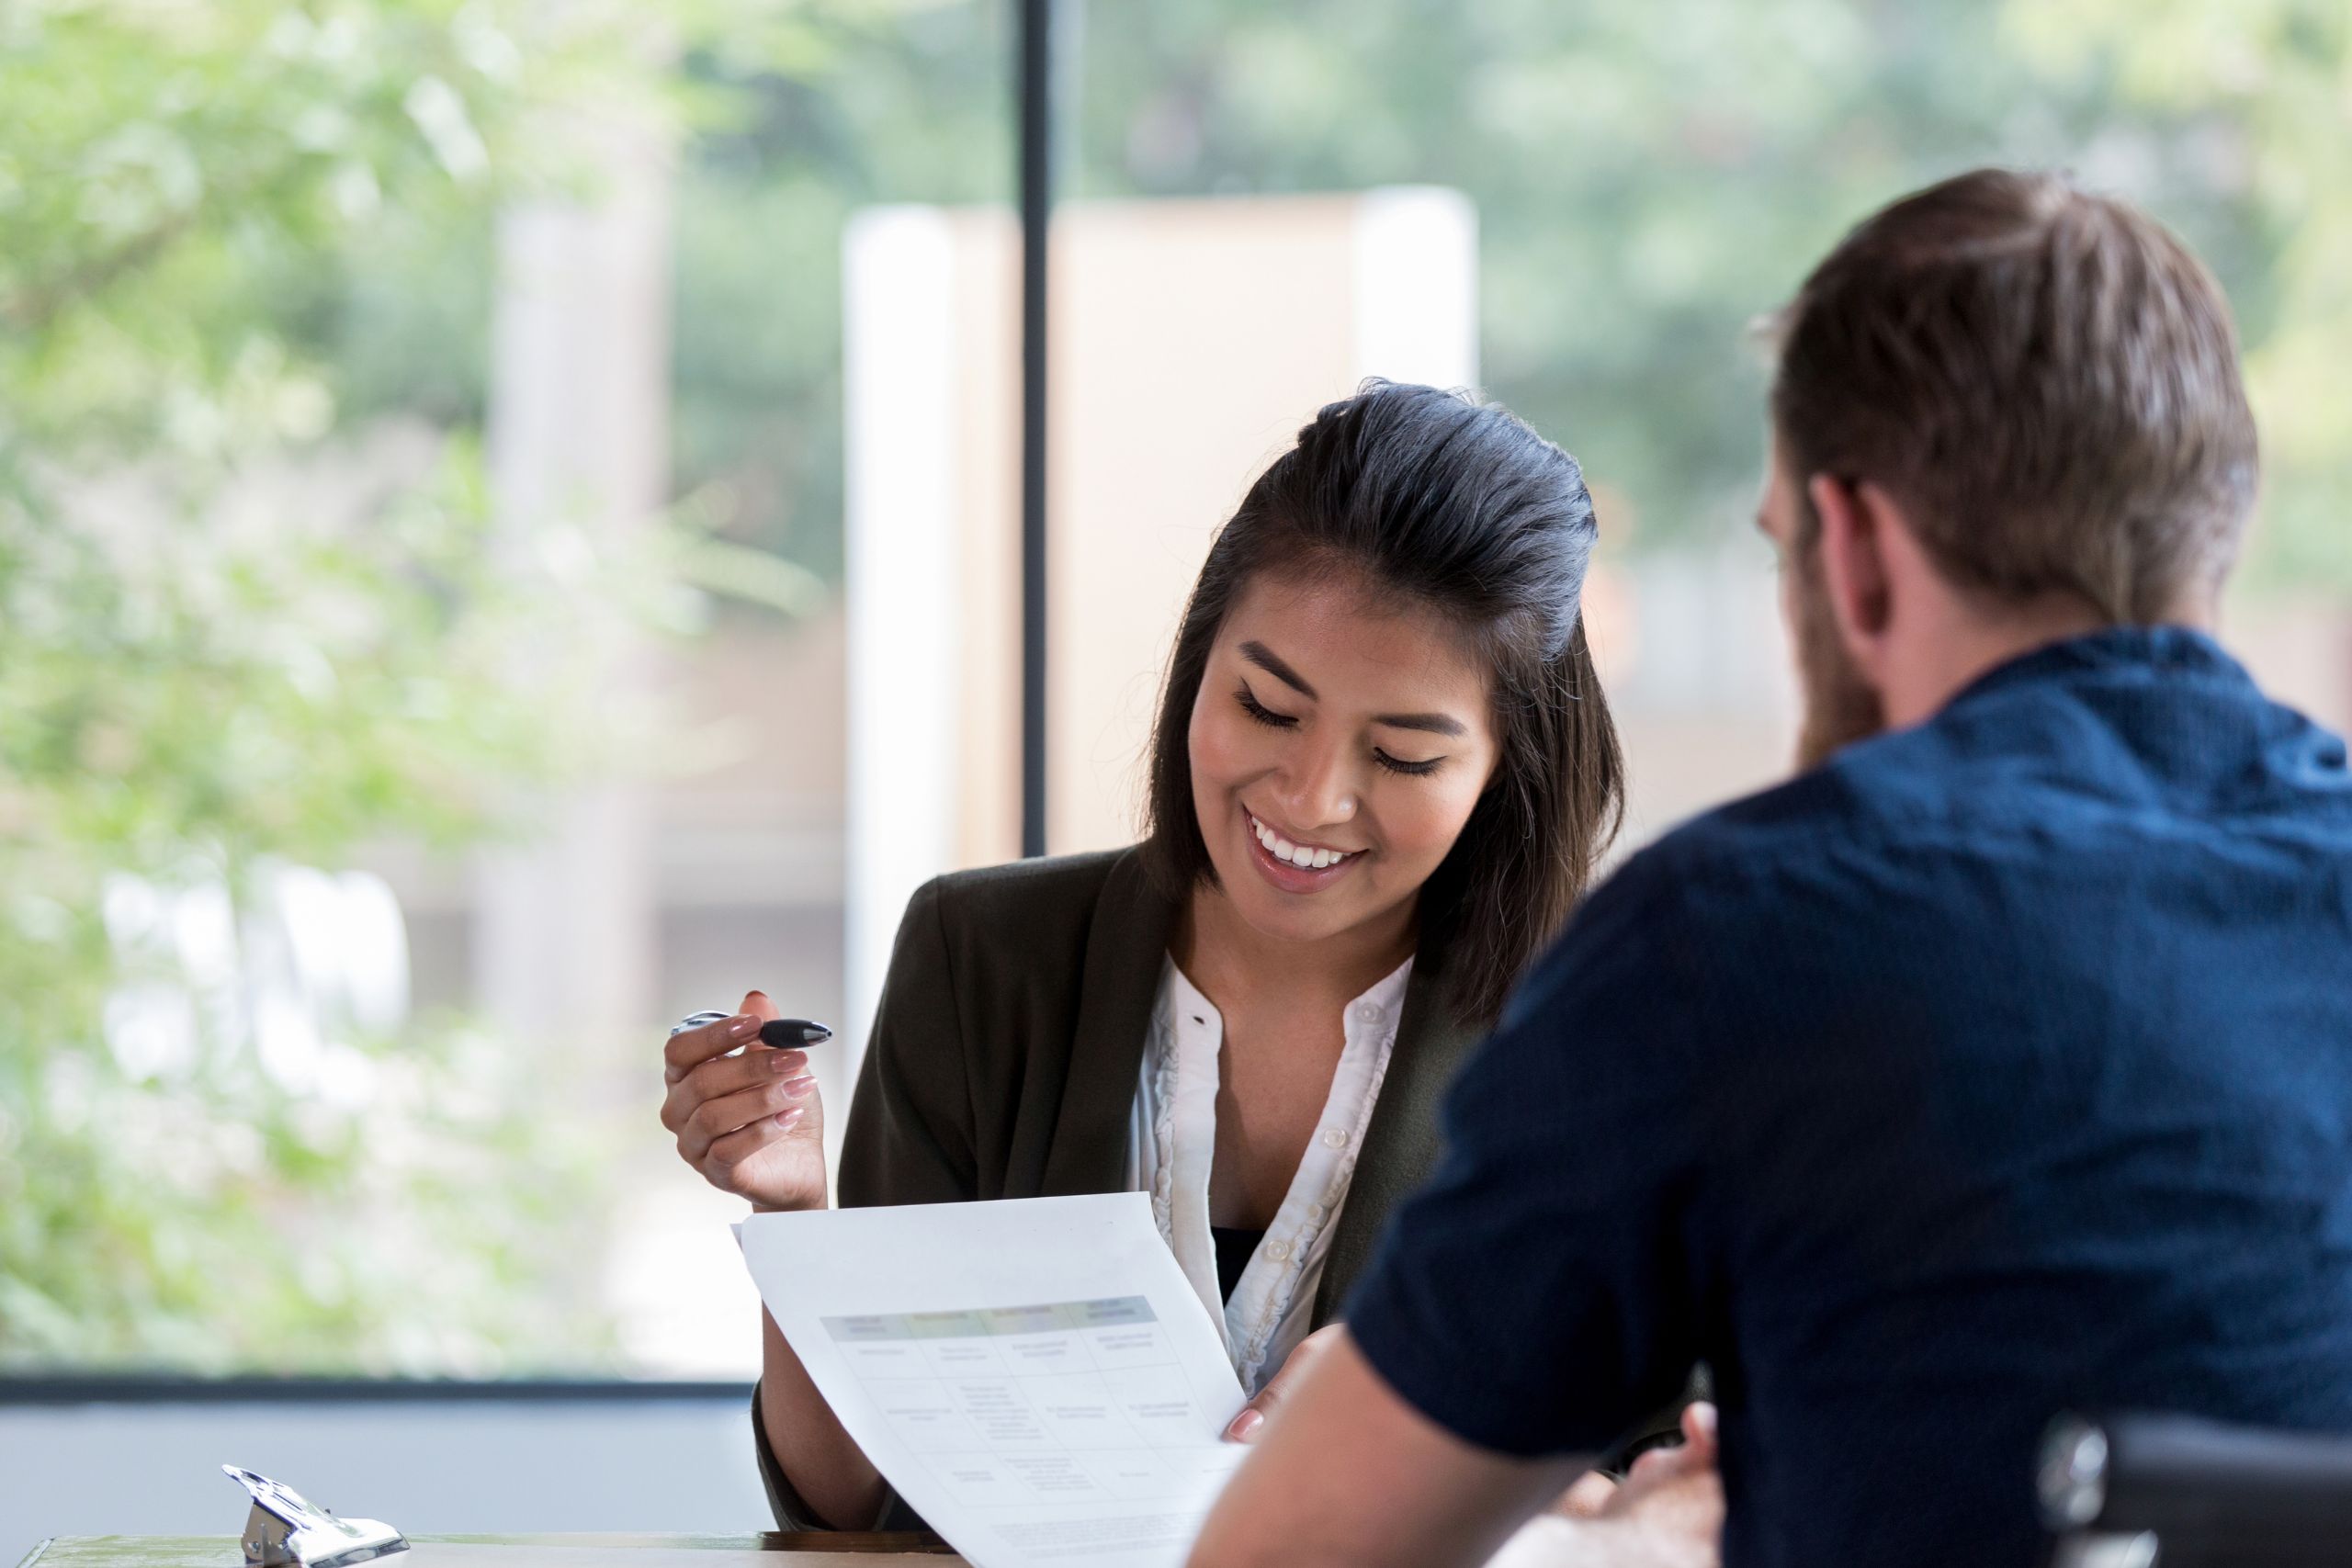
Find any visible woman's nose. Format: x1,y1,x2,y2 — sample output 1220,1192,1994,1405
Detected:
1278,739,1358,829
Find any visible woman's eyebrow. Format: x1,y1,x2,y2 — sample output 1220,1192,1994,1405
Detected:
1241,641,1466,738
1374,712,1466,738
1240,640,1317,698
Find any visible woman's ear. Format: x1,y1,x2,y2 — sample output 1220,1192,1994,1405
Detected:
1807,472,1895,679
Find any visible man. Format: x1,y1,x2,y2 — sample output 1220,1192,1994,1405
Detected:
1188,167,2352,1568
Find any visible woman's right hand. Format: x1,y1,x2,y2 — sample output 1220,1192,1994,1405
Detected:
662,988,830,1213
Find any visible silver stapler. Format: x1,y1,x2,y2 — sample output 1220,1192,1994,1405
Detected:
223,1465,410,1568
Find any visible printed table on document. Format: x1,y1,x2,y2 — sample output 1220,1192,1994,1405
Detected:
823,1297,1239,1515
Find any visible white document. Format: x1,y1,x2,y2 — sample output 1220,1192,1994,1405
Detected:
740,1192,1251,1568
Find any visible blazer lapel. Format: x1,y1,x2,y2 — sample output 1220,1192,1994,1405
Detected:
1028,851,1483,1317
1313,956,1482,1325
1040,847,1178,1195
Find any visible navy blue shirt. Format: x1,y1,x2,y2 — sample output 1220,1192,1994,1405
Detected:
1347,627,2352,1567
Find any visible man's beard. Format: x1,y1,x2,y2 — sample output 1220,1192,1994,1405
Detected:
1792,548,1886,770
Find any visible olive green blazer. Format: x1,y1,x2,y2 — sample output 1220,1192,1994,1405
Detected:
754,845,1481,1530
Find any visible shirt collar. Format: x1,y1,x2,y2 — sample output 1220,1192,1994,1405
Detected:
1346,954,1416,1039
1943,623,2250,715
1155,952,1417,1037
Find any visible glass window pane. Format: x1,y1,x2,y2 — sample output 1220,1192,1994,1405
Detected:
0,2,1006,1381
1060,1,2352,844
7,0,2349,1392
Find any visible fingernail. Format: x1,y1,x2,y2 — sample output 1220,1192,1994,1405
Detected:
768,1050,807,1074
782,1074,818,1099
729,1015,759,1039
773,1107,802,1128
1225,1409,1263,1442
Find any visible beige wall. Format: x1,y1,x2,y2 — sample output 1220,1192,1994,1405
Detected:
1048,197,1430,855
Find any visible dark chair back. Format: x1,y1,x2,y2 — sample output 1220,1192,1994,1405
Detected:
2042,1412,2352,1568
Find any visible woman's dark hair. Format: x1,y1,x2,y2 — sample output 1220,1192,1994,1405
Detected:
1141,380,1624,1026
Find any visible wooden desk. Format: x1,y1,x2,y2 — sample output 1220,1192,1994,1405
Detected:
17,1537,965,1568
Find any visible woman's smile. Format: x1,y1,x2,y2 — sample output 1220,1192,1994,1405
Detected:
1242,805,1366,893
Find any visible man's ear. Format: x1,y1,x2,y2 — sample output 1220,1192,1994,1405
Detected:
1808,472,1896,678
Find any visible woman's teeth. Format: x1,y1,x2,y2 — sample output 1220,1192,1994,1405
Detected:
1250,813,1357,870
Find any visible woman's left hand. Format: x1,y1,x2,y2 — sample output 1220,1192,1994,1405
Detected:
1222,1323,1345,1443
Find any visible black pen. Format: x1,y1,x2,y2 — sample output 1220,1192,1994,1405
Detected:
760,1018,833,1049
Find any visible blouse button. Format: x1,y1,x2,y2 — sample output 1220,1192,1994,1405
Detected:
1321,1127,1350,1150
1306,1203,1325,1223
1266,1238,1293,1262
1351,1001,1384,1025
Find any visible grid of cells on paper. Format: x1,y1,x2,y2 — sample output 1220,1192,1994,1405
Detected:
822,1295,1238,1507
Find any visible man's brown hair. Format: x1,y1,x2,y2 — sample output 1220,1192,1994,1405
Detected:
1770,168,2259,623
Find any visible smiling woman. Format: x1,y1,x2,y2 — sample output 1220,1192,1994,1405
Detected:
1148,379,1625,1026
655,379,1634,1535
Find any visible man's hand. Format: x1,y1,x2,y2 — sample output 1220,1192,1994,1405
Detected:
1185,1329,1724,1568
1599,1402,1722,1550
1187,1329,1577,1568
1481,1404,1722,1568
1551,1401,1720,1520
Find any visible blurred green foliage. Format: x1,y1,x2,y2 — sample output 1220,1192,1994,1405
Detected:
0,0,665,1373
661,0,2350,583
2,0,2346,1376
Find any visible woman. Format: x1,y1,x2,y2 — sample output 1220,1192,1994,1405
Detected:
662,381,1627,1531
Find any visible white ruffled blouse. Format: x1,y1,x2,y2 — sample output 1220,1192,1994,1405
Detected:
1120,953,1414,1395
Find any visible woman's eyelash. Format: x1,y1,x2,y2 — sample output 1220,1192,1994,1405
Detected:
1239,683,1448,778
1236,685,1296,728
1374,750,1442,778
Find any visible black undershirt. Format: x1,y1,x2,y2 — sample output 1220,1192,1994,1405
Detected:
1211,1225,1266,1303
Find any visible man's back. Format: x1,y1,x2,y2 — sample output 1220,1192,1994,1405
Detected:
1344,626,2352,1566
